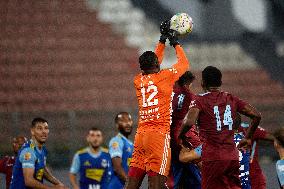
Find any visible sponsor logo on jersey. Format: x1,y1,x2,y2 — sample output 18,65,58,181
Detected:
84,160,91,166
112,142,119,149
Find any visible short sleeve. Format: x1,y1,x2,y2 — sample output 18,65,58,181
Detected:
189,96,202,111
19,148,37,168
234,96,248,112
276,160,284,186
109,137,124,158
252,126,268,140
70,153,80,174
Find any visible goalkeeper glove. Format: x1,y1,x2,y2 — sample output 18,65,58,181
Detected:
159,20,170,44
168,29,179,47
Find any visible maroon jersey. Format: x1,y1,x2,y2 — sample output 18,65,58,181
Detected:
171,85,195,121
0,155,16,189
250,126,268,187
171,85,200,158
190,91,247,161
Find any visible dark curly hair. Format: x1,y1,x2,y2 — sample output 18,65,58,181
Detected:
139,51,159,71
177,71,195,86
202,66,222,88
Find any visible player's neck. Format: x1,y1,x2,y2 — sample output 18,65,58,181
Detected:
207,87,220,92
89,146,100,154
31,137,43,149
279,148,284,160
119,132,129,139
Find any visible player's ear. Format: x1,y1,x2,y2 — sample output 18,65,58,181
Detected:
86,134,90,143
201,80,205,89
274,140,279,150
30,128,35,136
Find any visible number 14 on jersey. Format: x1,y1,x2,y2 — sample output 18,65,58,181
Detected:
214,105,233,131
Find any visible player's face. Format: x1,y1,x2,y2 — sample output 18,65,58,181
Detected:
31,122,49,144
12,137,26,153
117,114,133,135
87,130,103,149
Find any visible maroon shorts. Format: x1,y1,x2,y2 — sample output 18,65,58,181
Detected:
201,160,241,189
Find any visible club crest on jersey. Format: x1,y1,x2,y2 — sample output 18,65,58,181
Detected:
24,152,31,160
127,147,132,152
84,160,91,166
112,142,119,149
101,159,107,168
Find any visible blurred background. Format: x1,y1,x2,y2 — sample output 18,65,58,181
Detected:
0,0,283,188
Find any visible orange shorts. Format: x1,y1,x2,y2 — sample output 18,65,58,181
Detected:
130,130,171,176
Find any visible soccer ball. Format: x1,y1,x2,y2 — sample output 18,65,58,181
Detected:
170,13,193,36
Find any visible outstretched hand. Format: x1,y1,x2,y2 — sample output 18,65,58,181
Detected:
159,20,170,43
168,29,179,47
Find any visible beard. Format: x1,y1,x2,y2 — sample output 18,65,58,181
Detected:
118,127,132,136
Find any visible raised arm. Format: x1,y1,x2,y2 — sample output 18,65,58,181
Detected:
155,20,170,64
154,42,166,64
172,44,190,76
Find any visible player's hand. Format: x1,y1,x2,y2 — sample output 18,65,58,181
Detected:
159,20,170,43
237,138,252,151
168,29,179,47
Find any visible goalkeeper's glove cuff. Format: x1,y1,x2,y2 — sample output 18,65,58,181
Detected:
159,34,167,44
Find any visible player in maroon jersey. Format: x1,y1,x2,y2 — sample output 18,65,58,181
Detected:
0,136,27,189
182,66,262,189
170,71,202,189
239,122,274,189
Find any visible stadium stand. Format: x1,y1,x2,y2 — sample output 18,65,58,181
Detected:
0,0,139,161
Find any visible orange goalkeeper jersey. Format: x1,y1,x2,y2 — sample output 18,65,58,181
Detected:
134,42,190,133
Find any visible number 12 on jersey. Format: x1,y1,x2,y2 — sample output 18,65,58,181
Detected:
213,105,233,131
141,85,158,107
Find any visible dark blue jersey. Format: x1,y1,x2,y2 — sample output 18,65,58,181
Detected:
234,132,251,189
70,147,112,189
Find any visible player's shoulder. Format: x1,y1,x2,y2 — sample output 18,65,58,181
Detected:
134,73,142,82
101,147,109,153
277,160,284,166
76,147,89,155
161,68,178,75
197,92,211,97
110,135,123,143
256,126,266,132
276,160,284,172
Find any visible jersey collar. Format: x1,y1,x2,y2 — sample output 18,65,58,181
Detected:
117,133,133,144
87,147,102,158
30,139,44,153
